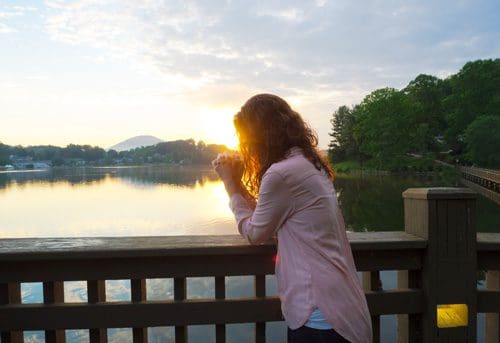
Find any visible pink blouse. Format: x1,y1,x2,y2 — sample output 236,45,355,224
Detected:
229,147,372,343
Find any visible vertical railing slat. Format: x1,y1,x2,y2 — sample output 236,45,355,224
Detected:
43,281,66,343
88,280,107,343
485,271,499,343
397,270,422,343
131,279,148,343
255,274,266,343
174,277,187,343
215,276,226,343
362,271,381,343
0,282,23,343
370,271,381,343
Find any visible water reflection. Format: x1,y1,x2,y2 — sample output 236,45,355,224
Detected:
0,166,218,190
0,167,498,239
334,172,498,232
0,166,235,238
333,173,461,231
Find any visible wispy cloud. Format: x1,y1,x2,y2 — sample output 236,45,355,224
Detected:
0,22,16,33
2,0,498,147
43,1,499,96
0,4,38,33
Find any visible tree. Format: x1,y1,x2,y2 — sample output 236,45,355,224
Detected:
0,143,11,165
328,105,360,162
465,115,500,168
354,88,412,168
443,59,500,155
403,74,447,153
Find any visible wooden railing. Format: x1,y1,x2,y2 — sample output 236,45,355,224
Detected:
459,166,500,192
0,188,499,343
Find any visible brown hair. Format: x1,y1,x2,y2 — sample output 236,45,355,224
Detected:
234,93,333,197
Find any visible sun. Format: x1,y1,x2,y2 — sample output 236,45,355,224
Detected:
201,108,239,150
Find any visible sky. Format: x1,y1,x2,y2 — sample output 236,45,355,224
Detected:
1,0,499,149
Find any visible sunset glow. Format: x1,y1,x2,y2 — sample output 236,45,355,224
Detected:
1,1,498,148
201,108,239,150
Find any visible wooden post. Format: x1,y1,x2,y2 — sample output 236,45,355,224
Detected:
403,188,477,342
485,271,499,343
0,282,22,343
44,281,66,343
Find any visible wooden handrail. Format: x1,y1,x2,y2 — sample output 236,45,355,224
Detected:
0,188,499,342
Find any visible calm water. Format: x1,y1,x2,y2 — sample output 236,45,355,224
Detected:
1,166,498,342
1,166,498,237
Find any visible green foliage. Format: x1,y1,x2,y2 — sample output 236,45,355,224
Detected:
465,116,500,167
1,139,229,168
328,105,361,163
0,143,11,165
403,74,448,153
331,160,361,173
119,139,227,165
355,88,412,168
328,59,500,170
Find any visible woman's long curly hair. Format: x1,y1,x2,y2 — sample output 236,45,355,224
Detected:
234,94,334,197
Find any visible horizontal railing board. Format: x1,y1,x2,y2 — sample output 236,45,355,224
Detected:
353,249,423,271
477,251,500,270
0,290,423,331
0,249,423,283
0,236,275,261
0,254,276,283
349,232,426,250
477,233,500,251
0,298,283,330
0,232,426,261
477,290,500,313
459,166,500,183
365,289,424,315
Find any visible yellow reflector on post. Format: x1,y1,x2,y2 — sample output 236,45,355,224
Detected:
437,304,468,328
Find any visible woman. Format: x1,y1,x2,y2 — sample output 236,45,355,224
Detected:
212,94,372,343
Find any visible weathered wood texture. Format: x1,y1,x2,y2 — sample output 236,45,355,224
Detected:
0,282,22,343
0,291,425,330
0,231,425,260
87,280,107,343
0,188,498,342
0,233,426,342
462,178,500,205
485,271,499,343
459,166,500,184
403,187,477,343
397,270,421,343
43,281,66,343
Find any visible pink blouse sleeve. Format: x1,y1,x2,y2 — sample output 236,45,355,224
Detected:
229,171,292,244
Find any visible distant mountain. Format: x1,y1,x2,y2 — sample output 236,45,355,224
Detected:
109,135,163,152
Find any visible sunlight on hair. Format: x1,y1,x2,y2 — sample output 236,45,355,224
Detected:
201,108,239,150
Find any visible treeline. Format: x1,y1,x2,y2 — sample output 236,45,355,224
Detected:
0,143,107,166
0,139,228,167
117,139,227,164
328,59,500,171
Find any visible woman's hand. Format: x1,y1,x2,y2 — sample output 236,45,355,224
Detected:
212,153,243,195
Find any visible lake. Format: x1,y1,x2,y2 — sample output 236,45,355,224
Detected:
1,166,499,342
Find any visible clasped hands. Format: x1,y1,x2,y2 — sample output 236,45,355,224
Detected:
212,152,244,196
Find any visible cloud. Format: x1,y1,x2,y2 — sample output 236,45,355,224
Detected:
40,0,500,146
0,4,39,33
0,22,16,33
